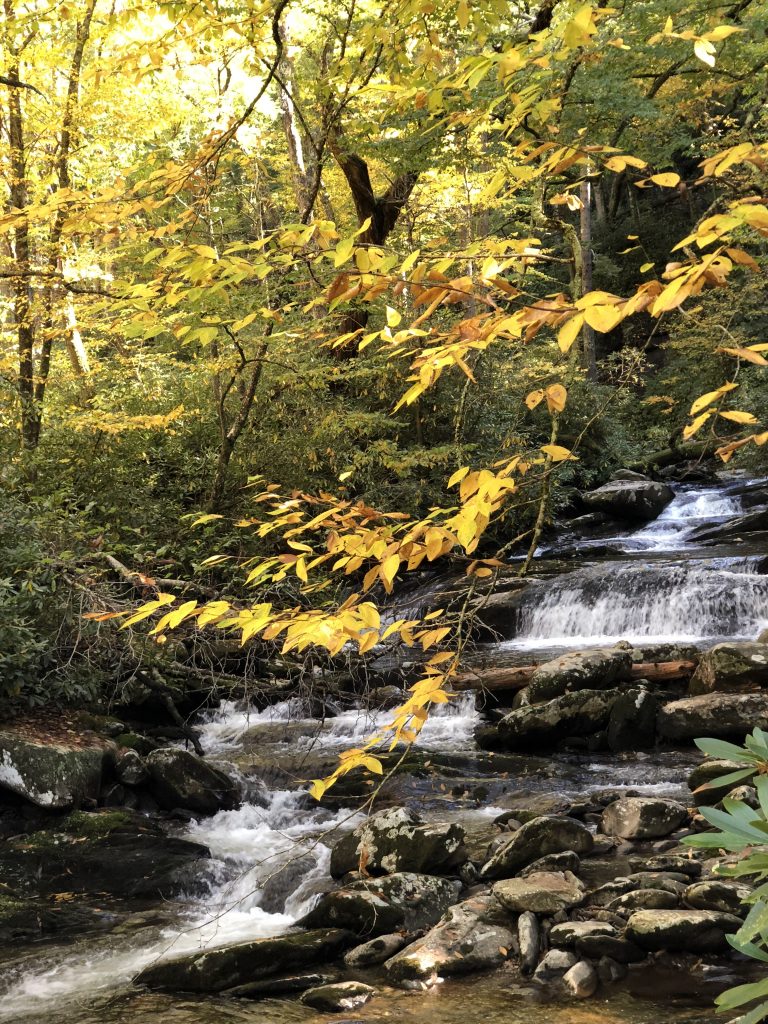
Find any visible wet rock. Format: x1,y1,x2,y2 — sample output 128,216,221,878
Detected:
607,689,658,752
582,477,674,522
626,910,741,953
687,508,768,544
497,689,621,749
684,881,751,916
601,797,688,840
479,815,593,880
384,893,514,985
550,921,617,948
563,959,599,998
520,851,581,876
597,956,627,984
576,934,645,963
626,871,690,889
0,729,112,809
135,928,355,992
657,693,768,741
689,642,768,695
688,759,751,804
585,880,635,907
226,972,333,999
494,793,573,822
493,871,585,914
638,854,702,877
518,911,540,974
115,749,149,787
0,809,209,899
606,889,679,913
300,981,376,1012
344,933,407,967
145,748,240,815
330,807,466,878
100,782,139,809
301,873,459,937
527,649,632,704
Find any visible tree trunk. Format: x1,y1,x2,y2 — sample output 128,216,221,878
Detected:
580,169,597,380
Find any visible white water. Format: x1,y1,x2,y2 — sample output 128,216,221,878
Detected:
509,484,768,650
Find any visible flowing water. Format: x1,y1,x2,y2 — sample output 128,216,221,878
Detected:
2,478,767,1024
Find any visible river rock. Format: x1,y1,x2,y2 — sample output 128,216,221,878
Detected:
563,959,599,998
689,642,768,695
135,928,355,992
657,693,768,741
688,759,751,804
607,689,658,752
625,909,741,953
384,893,514,985
527,649,632,704
601,797,688,840
687,507,768,544
684,881,751,916
493,871,585,914
549,920,617,948
520,850,581,876
145,748,240,815
518,911,540,974
582,477,674,522
344,933,407,967
496,689,621,750
301,872,459,937
0,809,210,898
479,815,593,880
533,949,577,983
606,889,679,913
225,972,333,999
300,981,376,1011
329,807,466,878
0,729,112,809
115,749,149,787
575,934,645,963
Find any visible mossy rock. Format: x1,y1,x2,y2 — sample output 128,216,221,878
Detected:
0,728,114,809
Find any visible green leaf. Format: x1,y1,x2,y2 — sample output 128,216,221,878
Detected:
695,737,757,762
717,976,768,1011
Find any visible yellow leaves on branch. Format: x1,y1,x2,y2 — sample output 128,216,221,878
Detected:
525,384,567,413
684,381,762,444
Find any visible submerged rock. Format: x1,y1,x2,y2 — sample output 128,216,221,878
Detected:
329,806,466,878
146,748,240,815
657,693,768,740
689,642,768,695
601,797,688,840
0,728,112,809
300,872,459,937
493,871,585,914
626,909,741,952
582,476,674,522
135,928,355,993
300,980,376,1012
527,649,631,704
384,893,513,985
480,815,593,880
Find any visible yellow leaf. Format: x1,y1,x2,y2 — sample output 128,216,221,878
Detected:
545,384,567,413
386,305,402,328
704,25,743,42
640,262,655,273
690,382,738,415
663,15,673,34
425,528,444,561
525,389,545,410
718,347,768,366
583,305,623,333
541,444,577,462
694,38,716,66
457,0,470,29
683,410,714,439
719,410,758,424
650,172,681,188
558,314,584,353
448,466,469,487
380,554,401,588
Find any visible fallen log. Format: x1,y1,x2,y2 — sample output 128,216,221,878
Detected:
452,659,697,693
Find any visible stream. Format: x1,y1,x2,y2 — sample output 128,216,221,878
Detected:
2,476,767,1024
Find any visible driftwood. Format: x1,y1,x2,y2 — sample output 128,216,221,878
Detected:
452,659,696,693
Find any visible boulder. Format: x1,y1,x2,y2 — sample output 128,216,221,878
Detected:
300,981,376,1012
384,893,514,985
344,933,407,967
520,850,581,876
135,928,355,992
626,910,741,953
687,508,768,544
497,689,621,750
689,642,768,695
550,920,617,949
0,809,209,899
0,729,111,809
146,748,240,815
115,749,149,787
575,934,645,963
606,889,679,913
657,693,768,741
688,759,751,805
225,972,332,999
330,807,466,878
518,911,540,974
582,477,674,522
684,881,751,916
300,872,459,937
607,689,658,752
527,649,632,704
493,871,584,914
479,815,593,880
601,797,688,840
563,959,599,999
533,949,578,983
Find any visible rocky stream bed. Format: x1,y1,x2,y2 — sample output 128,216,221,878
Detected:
2,471,768,1024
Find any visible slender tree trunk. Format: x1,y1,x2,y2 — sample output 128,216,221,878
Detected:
580,169,597,380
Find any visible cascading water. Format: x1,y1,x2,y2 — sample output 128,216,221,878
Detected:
509,483,768,651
